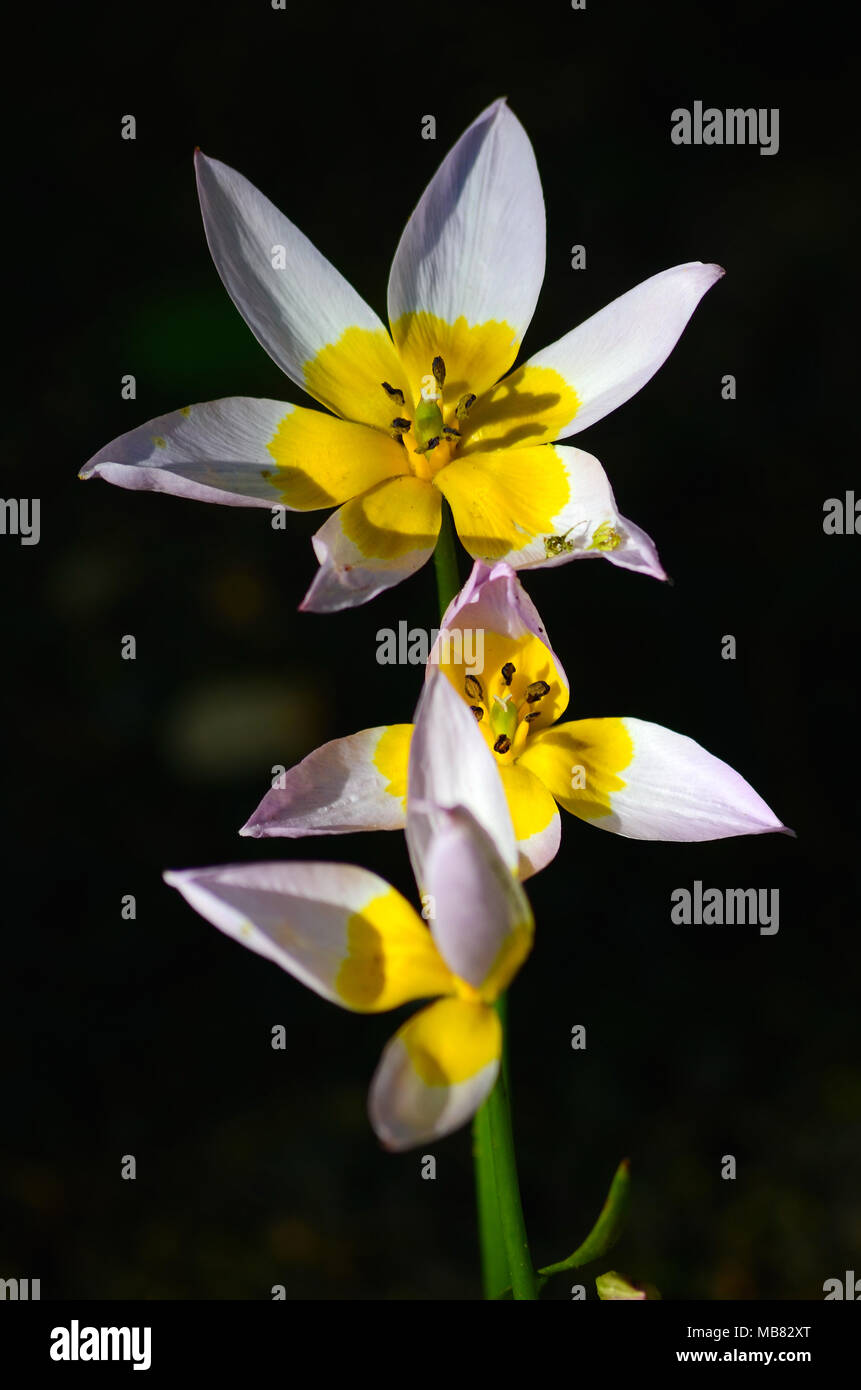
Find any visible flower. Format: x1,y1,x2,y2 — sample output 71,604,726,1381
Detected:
165,674,532,1150
80,100,723,611
242,561,790,877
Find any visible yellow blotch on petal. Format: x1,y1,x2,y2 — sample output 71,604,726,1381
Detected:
341,474,441,560
435,446,569,561
336,889,454,1011
401,997,502,1086
266,408,405,510
372,724,413,809
303,325,407,432
460,364,580,455
519,718,635,821
391,311,520,403
499,761,559,842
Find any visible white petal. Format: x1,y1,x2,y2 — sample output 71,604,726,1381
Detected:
79,398,294,506
526,262,724,438
195,151,403,425
424,806,533,989
239,726,411,838
387,100,545,381
440,444,666,579
368,998,501,1151
524,717,790,841
590,717,790,840
164,861,452,1012
299,476,441,612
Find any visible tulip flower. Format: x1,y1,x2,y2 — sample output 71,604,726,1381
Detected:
80,99,723,610
165,675,532,1150
242,561,789,877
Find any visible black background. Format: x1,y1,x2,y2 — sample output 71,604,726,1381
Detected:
2,0,857,1300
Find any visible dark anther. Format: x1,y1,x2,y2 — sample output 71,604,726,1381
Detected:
524,711,541,722
525,680,551,703
416,436,440,454
464,674,484,701
391,417,411,430
493,735,512,755
432,356,446,388
382,382,405,405
456,392,477,419
501,662,515,686
442,426,461,438
470,705,483,721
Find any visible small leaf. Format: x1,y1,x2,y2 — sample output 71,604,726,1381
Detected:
538,1158,631,1282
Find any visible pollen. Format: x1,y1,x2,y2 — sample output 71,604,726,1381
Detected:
525,680,550,703
587,520,622,552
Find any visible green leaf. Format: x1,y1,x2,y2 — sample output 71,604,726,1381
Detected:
538,1158,631,1283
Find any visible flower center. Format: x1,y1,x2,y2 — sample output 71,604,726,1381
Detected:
381,357,476,482
464,664,551,763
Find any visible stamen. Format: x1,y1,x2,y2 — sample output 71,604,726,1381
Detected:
381,382,405,405
414,436,440,454
524,711,541,723
442,426,461,438
464,674,484,701
456,393,477,420
501,662,515,686
525,680,551,703
470,705,483,721
432,356,446,389
391,417,411,431
493,735,512,755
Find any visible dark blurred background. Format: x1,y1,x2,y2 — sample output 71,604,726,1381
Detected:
2,0,856,1299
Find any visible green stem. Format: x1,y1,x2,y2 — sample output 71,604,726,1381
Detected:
433,497,461,614
486,994,537,1299
472,1099,508,1298
432,509,536,1300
